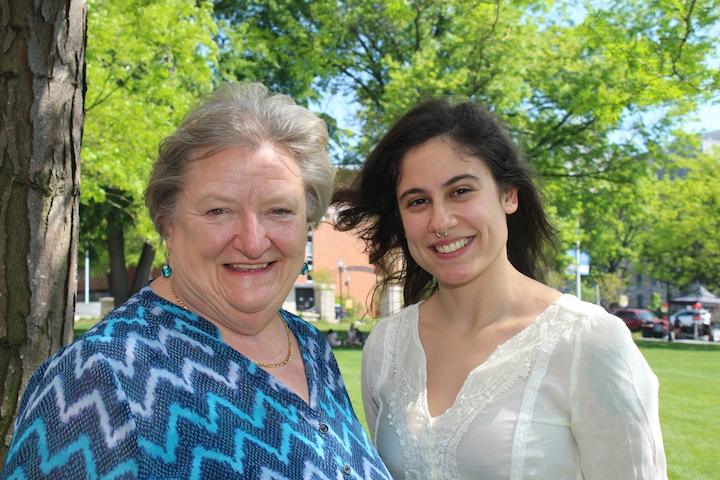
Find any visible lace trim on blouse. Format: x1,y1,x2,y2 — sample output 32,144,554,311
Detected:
383,297,577,479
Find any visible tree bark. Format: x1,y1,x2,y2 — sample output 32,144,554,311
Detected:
130,242,156,297
0,0,87,464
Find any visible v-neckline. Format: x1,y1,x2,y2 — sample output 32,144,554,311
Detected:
414,295,568,420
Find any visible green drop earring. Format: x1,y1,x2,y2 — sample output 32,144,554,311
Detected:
301,262,309,275
162,251,172,278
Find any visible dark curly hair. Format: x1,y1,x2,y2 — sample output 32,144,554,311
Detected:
332,98,557,309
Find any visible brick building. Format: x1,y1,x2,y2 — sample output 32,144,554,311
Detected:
296,214,381,317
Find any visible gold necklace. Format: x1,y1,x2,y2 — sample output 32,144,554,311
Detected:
169,278,292,368
169,277,188,310
255,313,294,368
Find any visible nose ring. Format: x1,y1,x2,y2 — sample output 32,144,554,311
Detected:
444,228,448,237
435,231,441,238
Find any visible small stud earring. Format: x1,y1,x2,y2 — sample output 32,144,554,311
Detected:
162,251,172,278
301,262,309,275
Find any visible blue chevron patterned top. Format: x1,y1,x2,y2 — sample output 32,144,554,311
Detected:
1,284,391,479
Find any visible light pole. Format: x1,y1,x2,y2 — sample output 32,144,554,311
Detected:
337,258,344,305
85,248,90,303
345,275,351,304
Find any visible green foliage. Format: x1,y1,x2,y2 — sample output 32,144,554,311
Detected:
211,0,719,293
81,0,217,273
334,167,361,188
81,0,720,297
310,267,334,285
596,272,629,308
640,138,720,290
649,291,663,311
213,0,330,103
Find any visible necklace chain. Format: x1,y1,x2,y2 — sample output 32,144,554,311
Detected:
169,277,188,310
168,278,292,368
255,314,294,368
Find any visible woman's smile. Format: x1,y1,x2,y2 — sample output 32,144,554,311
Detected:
225,262,271,271
433,236,473,254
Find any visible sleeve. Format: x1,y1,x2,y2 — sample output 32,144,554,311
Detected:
361,320,389,444
1,343,139,479
569,310,667,480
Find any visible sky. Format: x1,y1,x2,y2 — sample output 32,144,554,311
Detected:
685,102,720,134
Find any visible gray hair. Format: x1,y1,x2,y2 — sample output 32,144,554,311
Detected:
145,82,335,238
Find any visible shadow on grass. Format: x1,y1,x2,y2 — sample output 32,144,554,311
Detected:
635,339,720,352
330,345,365,351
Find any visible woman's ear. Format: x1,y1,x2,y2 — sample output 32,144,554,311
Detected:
503,187,519,214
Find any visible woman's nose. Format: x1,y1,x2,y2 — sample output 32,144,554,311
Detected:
428,202,456,235
232,214,270,257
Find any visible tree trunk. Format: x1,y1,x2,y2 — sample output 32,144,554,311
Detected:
130,242,156,296
106,209,129,307
0,0,87,464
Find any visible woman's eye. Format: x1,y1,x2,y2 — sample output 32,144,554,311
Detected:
208,208,225,215
452,188,471,196
408,198,428,207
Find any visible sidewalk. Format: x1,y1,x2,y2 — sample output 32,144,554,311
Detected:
74,301,101,321
637,336,720,346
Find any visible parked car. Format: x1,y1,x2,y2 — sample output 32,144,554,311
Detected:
614,308,669,337
614,308,649,332
669,308,711,339
640,316,670,339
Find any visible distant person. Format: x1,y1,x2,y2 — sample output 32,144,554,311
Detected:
348,325,365,346
327,329,342,347
1,83,390,479
333,98,667,478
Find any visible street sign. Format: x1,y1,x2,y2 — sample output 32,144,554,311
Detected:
566,249,590,276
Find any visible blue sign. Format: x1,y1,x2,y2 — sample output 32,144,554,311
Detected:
566,249,590,276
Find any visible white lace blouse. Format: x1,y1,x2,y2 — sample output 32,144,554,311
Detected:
362,294,667,479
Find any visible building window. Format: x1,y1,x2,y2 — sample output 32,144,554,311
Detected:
637,294,645,309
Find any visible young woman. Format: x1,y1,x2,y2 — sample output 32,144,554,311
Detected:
333,99,667,479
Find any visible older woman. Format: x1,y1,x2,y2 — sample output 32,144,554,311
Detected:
1,83,390,479
333,98,666,479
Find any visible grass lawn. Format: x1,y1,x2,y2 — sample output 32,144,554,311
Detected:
73,317,101,339
74,317,718,479
634,339,720,480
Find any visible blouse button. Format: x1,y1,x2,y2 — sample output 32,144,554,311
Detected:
343,464,352,475
319,423,329,434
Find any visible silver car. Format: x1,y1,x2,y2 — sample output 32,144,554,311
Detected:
670,308,711,338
